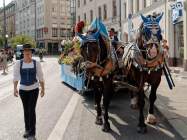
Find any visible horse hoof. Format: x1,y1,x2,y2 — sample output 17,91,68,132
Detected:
146,114,157,125
137,126,147,134
130,104,139,110
102,122,111,132
95,116,103,125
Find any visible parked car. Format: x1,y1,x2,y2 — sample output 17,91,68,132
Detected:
15,45,23,60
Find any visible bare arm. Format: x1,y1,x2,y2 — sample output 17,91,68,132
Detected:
13,61,20,97
40,81,44,91
14,81,19,97
36,61,45,97
39,81,45,97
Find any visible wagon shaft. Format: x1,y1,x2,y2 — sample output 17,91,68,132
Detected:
113,80,138,92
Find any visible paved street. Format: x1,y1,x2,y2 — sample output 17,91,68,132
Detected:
156,68,187,140
0,57,73,140
63,91,182,140
0,57,183,140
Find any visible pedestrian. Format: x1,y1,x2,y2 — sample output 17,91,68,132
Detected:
109,28,119,50
1,49,8,75
38,48,43,62
114,31,119,42
13,43,45,140
162,39,169,61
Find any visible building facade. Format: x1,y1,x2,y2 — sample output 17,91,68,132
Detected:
76,0,122,32
0,1,16,38
15,0,72,54
121,0,187,69
15,0,35,38
76,0,187,70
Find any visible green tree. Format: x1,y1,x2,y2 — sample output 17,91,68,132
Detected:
0,36,4,48
10,35,36,48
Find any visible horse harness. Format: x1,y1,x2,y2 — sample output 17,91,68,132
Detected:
123,42,164,75
81,35,114,80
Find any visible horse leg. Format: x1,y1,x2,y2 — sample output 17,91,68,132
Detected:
130,91,138,109
137,90,147,134
102,77,113,132
95,89,103,125
93,80,103,125
147,84,160,125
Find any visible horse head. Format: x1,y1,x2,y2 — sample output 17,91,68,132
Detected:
138,13,163,60
140,13,163,41
76,30,101,69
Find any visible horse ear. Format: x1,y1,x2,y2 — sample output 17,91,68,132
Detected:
155,12,163,23
140,14,148,23
93,30,100,40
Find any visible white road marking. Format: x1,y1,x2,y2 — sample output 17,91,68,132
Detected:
47,93,80,140
0,65,14,101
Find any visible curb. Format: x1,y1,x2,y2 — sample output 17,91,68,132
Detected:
145,93,186,140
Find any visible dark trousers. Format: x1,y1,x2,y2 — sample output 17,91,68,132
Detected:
19,88,39,136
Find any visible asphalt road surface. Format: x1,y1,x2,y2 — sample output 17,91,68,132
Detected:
0,57,182,140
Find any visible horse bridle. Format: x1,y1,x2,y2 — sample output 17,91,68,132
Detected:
81,38,102,69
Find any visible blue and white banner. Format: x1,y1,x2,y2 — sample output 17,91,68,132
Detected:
171,0,184,24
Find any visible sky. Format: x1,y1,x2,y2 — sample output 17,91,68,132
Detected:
0,0,12,8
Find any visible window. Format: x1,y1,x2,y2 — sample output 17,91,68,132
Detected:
84,0,86,5
77,0,80,8
52,28,58,37
136,0,139,12
41,28,43,38
98,6,102,20
112,0,117,18
37,28,44,38
52,7,55,12
124,2,127,19
78,15,80,22
60,28,66,37
84,13,86,22
90,10,93,23
103,4,107,20
144,0,147,8
131,0,134,14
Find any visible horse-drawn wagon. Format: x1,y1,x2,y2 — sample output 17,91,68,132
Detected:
58,20,129,94
58,40,86,92
59,14,175,133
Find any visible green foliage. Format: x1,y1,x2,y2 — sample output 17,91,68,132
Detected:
10,35,36,48
0,36,3,48
58,40,81,65
63,41,74,54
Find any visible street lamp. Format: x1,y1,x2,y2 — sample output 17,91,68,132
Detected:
119,0,122,40
3,0,7,49
5,34,8,48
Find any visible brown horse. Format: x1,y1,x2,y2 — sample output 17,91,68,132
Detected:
123,13,165,133
77,30,115,132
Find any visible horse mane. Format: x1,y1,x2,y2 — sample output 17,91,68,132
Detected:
87,29,108,63
98,35,108,62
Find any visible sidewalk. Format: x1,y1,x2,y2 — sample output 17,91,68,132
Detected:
155,67,187,140
0,61,15,71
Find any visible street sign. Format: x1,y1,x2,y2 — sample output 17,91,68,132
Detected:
171,0,184,24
